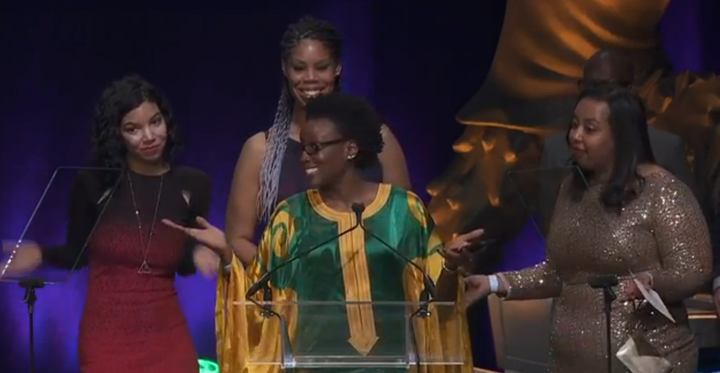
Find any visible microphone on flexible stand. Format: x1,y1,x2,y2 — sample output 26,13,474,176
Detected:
242,208,366,369
245,212,363,314
351,203,436,317
587,275,619,373
259,284,274,318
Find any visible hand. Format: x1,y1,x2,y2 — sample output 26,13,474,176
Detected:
1,240,42,275
442,229,484,272
193,245,220,279
162,217,227,254
464,275,491,305
448,229,485,251
714,287,720,317
619,272,653,301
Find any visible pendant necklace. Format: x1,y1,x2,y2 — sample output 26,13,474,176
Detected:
128,173,164,275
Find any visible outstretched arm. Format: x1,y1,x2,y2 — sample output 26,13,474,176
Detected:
497,260,562,300
464,261,562,305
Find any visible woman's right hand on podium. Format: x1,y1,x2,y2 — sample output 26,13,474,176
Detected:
464,275,491,305
1,240,42,274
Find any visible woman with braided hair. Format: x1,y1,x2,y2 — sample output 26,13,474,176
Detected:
225,16,411,264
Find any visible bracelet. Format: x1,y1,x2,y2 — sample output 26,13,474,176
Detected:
220,262,232,277
442,261,458,273
221,255,233,276
488,274,499,293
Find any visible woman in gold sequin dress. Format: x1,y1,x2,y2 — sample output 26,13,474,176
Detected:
465,86,712,373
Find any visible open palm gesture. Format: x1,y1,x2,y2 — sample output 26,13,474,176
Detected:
162,216,227,254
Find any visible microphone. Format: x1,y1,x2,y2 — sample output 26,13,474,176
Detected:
566,275,620,288
246,211,363,300
584,274,618,373
587,275,619,289
351,203,436,316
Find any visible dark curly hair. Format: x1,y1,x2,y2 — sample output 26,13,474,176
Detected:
259,16,344,220
567,86,656,213
305,92,384,169
92,75,181,188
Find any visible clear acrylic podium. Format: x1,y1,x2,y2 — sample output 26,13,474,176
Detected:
0,166,124,373
230,300,465,371
1,166,124,283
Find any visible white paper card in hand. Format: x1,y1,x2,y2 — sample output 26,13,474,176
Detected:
616,337,671,373
633,278,675,323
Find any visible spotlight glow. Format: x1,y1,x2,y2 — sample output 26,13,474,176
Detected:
198,358,219,373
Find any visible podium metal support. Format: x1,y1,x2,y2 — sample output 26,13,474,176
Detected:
589,276,618,373
19,276,45,373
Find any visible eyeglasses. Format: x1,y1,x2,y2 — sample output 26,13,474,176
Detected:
302,138,346,155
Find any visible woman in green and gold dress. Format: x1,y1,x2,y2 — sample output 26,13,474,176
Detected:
165,92,482,373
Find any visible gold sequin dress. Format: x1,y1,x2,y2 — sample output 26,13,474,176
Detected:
501,170,712,373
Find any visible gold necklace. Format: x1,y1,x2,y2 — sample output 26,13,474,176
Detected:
127,173,164,275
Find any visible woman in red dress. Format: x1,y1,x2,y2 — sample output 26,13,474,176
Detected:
3,75,217,373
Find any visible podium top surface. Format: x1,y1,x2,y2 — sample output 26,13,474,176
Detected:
232,300,456,307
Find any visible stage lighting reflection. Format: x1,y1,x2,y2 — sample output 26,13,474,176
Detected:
198,358,219,373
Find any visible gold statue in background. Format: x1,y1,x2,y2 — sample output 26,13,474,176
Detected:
428,0,720,247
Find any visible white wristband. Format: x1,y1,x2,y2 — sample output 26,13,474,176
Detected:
222,259,233,276
488,274,499,293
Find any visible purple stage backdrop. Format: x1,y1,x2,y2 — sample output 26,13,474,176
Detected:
1,2,718,372
0,3,504,372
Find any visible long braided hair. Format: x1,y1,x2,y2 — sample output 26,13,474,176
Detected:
258,16,343,221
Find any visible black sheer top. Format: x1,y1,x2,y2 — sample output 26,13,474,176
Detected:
41,166,211,276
